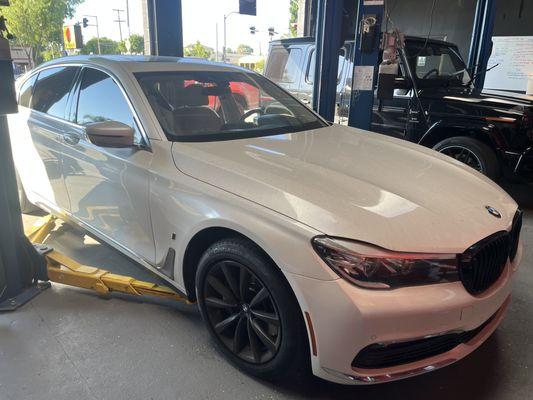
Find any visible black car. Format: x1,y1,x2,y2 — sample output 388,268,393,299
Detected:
265,36,533,181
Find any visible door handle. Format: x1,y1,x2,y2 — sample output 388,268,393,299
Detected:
63,133,80,145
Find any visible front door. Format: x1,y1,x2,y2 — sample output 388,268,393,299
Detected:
371,88,412,138
61,67,155,263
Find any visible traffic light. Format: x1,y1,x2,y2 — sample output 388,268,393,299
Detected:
268,27,276,37
82,17,89,28
249,26,257,35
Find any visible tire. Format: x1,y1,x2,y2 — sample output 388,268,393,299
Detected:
433,136,501,180
196,237,310,381
15,171,39,214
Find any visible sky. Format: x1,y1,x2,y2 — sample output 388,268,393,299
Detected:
66,0,292,55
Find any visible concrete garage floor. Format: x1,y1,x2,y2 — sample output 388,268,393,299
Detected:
1,184,532,400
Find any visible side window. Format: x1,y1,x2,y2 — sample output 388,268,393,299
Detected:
76,68,141,142
265,47,302,83
31,67,78,118
306,48,346,84
18,74,37,108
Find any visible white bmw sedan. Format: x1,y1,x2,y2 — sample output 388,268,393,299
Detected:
9,56,523,384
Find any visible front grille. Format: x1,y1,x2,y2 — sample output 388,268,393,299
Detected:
458,232,510,295
352,313,495,369
458,209,523,295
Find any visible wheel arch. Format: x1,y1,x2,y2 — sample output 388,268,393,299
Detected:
418,120,499,149
182,226,282,302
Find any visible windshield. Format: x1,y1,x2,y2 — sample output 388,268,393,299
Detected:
406,41,471,87
135,70,326,141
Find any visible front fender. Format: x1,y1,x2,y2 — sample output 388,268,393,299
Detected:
418,119,497,148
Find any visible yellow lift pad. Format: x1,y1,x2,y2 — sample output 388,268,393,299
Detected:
25,214,190,303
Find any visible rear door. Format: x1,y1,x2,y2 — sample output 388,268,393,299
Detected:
61,66,155,263
10,66,80,211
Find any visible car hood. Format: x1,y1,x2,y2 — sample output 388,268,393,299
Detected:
420,86,532,117
172,125,517,253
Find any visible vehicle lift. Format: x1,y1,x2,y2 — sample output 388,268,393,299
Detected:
0,0,189,312
24,215,189,303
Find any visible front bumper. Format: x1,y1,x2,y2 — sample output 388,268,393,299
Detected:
287,243,522,385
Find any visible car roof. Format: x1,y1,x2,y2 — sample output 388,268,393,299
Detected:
34,55,255,74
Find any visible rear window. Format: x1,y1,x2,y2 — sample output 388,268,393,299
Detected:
306,48,347,84
31,66,78,119
265,47,302,83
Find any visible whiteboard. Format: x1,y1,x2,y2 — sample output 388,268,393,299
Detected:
484,36,533,92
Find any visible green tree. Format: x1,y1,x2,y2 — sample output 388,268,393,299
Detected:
236,43,253,55
128,33,144,54
81,37,119,55
289,0,298,37
1,0,82,65
253,59,265,73
117,40,127,54
184,41,213,59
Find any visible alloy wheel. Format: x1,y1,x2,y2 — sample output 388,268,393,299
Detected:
439,145,484,172
202,260,281,364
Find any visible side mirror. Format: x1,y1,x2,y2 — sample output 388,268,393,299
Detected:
85,121,135,148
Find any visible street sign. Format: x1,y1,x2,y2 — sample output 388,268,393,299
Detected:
239,0,256,16
63,25,83,50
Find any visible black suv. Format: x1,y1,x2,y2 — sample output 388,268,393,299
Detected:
265,36,533,181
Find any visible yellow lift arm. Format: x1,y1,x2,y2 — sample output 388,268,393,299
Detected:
25,215,190,303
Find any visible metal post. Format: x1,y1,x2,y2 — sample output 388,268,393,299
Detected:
0,22,48,311
144,0,183,57
347,0,385,130
468,0,496,89
95,16,101,54
216,23,219,62
223,12,238,63
84,15,101,54
312,0,344,121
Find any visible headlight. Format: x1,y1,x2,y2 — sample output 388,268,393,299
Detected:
312,236,459,289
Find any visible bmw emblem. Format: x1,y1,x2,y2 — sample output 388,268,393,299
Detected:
485,205,502,218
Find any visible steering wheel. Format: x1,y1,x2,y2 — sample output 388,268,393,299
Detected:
239,108,264,123
422,68,439,79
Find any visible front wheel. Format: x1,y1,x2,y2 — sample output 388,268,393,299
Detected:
196,237,310,381
433,136,501,180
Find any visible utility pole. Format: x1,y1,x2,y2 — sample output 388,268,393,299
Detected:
113,9,126,42
83,15,101,54
125,0,131,38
